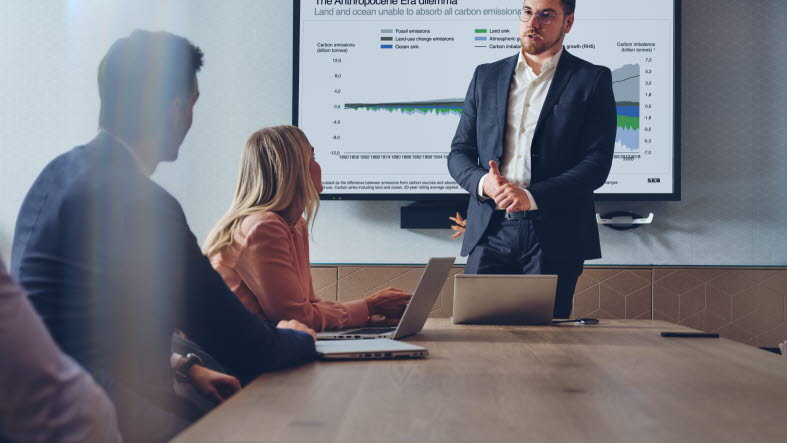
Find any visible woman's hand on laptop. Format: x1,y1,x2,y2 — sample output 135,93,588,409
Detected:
365,288,412,318
277,319,317,341
367,315,400,327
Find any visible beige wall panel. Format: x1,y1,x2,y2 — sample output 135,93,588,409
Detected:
731,286,757,321
652,269,676,281
655,270,704,295
338,267,361,278
310,267,338,302
759,323,787,348
702,309,730,334
717,322,755,344
433,269,465,318
336,267,413,303
679,268,727,283
679,286,706,321
603,270,651,295
315,266,787,349
571,285,600,318
738,269,779,282
680,311,703,331
707,270,758,296
653,282,680,323
652,269,787,348
572,269,652,320
705,285,732,323
761,272,787,292
577,269,625,289
315,283,338,302
626,286,651,319
599,284,626,319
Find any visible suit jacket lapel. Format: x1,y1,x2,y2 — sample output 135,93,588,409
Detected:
496,54,518,156
534,48,577,137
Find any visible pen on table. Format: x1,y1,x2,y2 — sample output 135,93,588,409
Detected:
660,331,719,338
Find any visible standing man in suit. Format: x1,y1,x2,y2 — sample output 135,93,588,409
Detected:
448,0,616,318
11,30,316,442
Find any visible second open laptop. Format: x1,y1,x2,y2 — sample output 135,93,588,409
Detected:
316,339,428,360
316,257,456,340
451,274,558,325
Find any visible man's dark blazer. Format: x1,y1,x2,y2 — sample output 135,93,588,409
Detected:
448,49,616,261
10,132,315,412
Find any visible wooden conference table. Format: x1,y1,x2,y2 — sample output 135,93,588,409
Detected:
174,319,787,443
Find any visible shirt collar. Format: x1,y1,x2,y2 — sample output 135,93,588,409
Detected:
517,46,564,76
100,129,147,175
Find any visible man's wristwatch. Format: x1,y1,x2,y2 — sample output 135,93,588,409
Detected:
174,353,205,383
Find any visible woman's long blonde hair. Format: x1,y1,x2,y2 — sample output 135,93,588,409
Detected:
202,125,320,258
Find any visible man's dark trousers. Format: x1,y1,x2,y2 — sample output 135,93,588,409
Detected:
464,210,583,319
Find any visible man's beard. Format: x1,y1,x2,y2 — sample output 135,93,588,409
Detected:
522,28,564,55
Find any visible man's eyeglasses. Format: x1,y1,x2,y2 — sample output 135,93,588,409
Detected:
519,8,571,25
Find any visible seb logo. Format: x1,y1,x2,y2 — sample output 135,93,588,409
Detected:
647,178,661,183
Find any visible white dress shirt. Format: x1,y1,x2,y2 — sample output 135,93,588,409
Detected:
478,48,564,210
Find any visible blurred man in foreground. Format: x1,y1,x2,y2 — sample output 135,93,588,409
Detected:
11,30,316,441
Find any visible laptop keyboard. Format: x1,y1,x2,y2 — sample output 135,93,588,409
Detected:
342,327,396,335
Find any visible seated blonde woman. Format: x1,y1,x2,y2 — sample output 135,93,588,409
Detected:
203,125,411,331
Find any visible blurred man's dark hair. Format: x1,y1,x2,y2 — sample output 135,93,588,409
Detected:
97,30,203,142
561,0,576,14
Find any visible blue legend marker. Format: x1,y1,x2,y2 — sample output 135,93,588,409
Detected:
381,44,393,49
475,29,489,47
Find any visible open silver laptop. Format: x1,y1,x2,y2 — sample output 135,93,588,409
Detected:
316,257,456,340
451,274,557,325
316,339,428,360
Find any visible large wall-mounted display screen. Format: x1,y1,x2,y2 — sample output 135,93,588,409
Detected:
294,0,680,200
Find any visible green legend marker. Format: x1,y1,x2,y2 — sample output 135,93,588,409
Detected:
475,29,488,33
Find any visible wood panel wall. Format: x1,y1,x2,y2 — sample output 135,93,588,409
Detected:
311,266,787,348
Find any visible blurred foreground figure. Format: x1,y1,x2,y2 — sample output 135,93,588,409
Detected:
0,260,121,443
10,30,316,442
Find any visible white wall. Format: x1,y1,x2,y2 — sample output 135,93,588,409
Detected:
0,0,295,263
1,0,786,267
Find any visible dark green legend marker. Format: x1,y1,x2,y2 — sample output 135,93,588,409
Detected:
475,29,488,33
381,37,393,41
